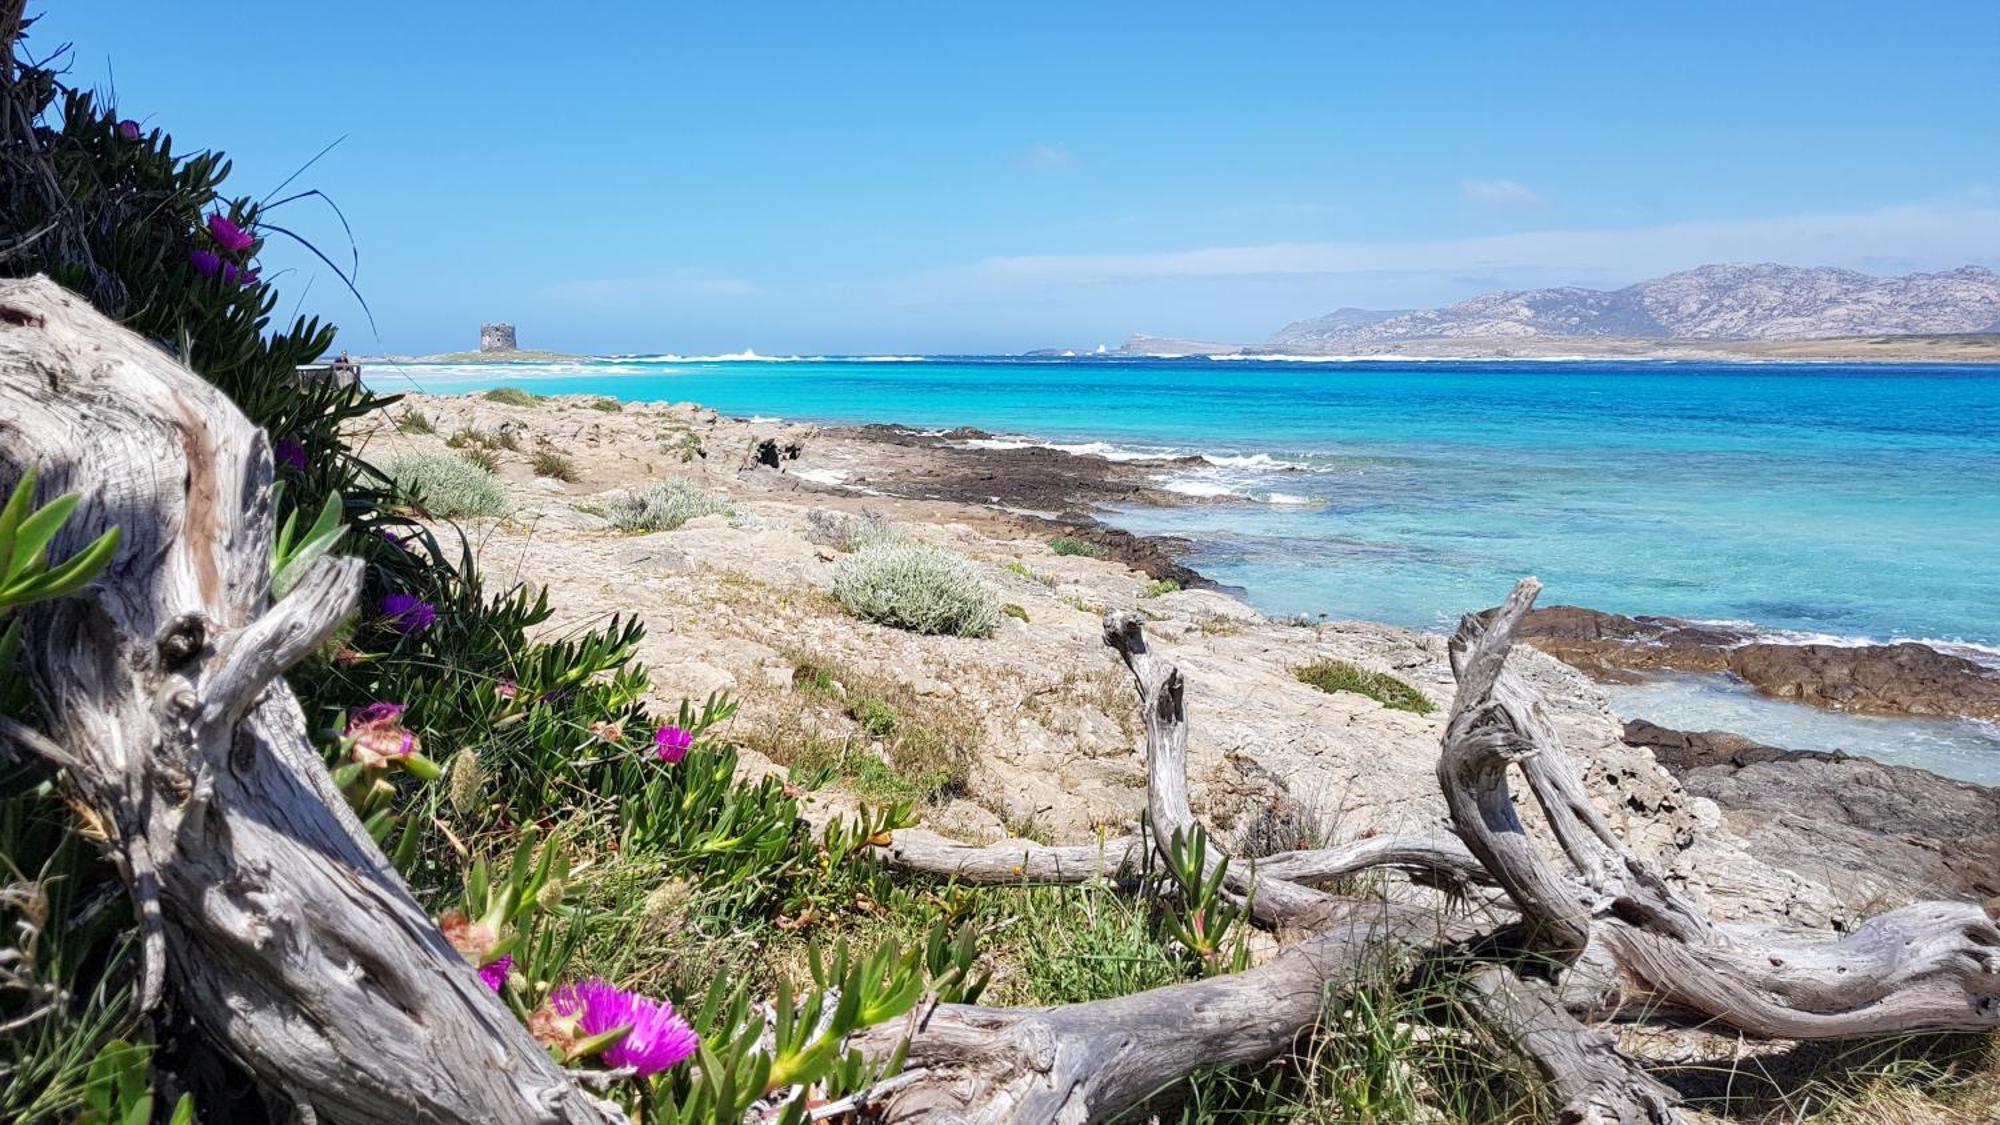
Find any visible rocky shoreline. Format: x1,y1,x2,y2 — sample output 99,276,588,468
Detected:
358,391,1999,934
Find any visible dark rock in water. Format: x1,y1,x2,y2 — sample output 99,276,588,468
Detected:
1504,605,2000,722
1724,641,2000,721
1625,719,2000,907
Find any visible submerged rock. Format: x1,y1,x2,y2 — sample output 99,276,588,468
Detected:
1508,605,2000,721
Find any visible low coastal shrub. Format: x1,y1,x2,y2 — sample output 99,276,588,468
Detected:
601,479,734,531
1143,579,1181,598
1003,603,1030,623
830,542,1000,637
1295,658,1435,715
589,397,623,412
805,507,892,552
397,409,435,434
384,453,510,518
530,449,578,481
459,447,499,472
482,386,540,406
1048,536,1103,558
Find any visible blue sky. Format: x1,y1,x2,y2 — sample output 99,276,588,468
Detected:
36,1,2000,354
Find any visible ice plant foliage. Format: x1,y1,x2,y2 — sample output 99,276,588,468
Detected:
654,724,692,763
380,591,437,634
548,979,698,1077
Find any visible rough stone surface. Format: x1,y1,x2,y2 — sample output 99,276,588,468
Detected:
351,393,1867,932
1624,719,2000,910
1507,605,2000,720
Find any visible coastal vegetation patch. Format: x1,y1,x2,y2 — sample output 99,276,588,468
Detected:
384,453,509,518
829,542,1000,638
1294,658,1435,715
1048,535,1104,558
601,479,735,532
396,409,435,434
481,386,541,406
589,397,624,412
530,449,578,481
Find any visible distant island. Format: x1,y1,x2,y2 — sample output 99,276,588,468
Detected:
1103,263,2000,361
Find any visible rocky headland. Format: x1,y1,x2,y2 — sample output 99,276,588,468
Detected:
356,391,2000,936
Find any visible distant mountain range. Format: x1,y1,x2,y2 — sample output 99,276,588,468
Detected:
1104,264,2000,359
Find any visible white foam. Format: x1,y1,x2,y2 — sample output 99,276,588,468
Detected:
1159,479,1248,499
1264,492,1316,505
954,437,1175,462
1201,452,1314,471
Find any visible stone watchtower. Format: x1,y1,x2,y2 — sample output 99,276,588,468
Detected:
479,323,517,353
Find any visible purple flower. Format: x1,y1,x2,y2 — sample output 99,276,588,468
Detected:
653,725,692,764
274,438,307,471
549,979,698,1076
380,592,437,634
206,213,256,255
190,248,221,278
344,702,418,768
478,955,513,993
117,119,141,141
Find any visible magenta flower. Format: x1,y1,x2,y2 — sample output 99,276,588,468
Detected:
190,248,221,278
380,592,437,634
344,701,419,768
206,213,256,255
275,438,307,471
478,955,513,993
654,725,692,764
549,979,698,1076
496,677,519,700
117,119,141,141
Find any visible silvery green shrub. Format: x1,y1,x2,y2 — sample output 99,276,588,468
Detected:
602,480,733,532
385,454,509,518
830,542,999,637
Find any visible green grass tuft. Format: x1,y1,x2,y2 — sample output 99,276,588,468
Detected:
1295,658,1434,715
396,409,435,434
1048,536,1103,558
530,449,578,481
1143,579,1181,598
481,386,541,406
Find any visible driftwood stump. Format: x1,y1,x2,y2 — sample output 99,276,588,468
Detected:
0,276,610,1123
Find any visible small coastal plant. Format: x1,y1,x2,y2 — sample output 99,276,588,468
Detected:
1143,578,1181,598
459,447,500,473
385,453,510,518
396,409,436,434
830,542,1000,638
1294,658,1435,715
589,397,623,412
530,449,578,481
1048,535,1103,558
482,387,541,407
601,479,734,532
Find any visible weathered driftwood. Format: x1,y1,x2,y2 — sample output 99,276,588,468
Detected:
0,277,612,1124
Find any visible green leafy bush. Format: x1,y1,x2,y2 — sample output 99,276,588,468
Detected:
385,454,509,518
1294,658,1434,715
589,397,623,412
829,543,999,637
1143,578,1181,597
600,479,733,532
482,387,540,406
1047,536,1102,557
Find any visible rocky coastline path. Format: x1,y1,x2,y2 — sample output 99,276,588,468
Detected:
357,391,2000,931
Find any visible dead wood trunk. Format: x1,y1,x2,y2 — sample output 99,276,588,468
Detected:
0,276,608,1123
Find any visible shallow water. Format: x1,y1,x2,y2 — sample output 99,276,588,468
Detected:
381,355,2000,780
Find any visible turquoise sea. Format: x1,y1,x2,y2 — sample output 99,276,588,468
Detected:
378,355,2000,781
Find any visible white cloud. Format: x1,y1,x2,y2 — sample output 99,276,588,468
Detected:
1021,143,1076,169
540,269,759,304
1460,178,1548,209
929,201,2000,290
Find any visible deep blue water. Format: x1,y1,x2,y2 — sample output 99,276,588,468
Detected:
376,355,2000,650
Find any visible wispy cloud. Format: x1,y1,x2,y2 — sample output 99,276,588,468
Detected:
1021,143,1076,169
541,269,759,303
930,201,2000,290
1460,178,1548,209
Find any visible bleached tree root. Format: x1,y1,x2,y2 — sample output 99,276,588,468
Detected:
1465,968,1679,1124
0,277,612,1124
